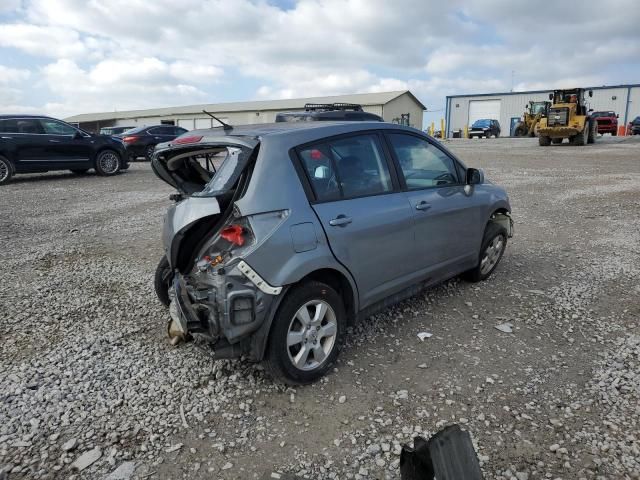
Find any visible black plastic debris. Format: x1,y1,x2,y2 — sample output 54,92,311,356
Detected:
400,424,483,480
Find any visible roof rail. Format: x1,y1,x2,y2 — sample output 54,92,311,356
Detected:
303,103,364,112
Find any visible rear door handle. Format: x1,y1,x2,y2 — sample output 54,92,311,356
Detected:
49,139,61,143
1,136,13,139
415,201,431,211
329,215,352,227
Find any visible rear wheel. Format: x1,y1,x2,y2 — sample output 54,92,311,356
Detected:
611,130,617,136
145,144,156,162
266,281,346,385
0,156,13,185
463,222,508,283
95,150,121,176
539,135,551,146
154,256,172,307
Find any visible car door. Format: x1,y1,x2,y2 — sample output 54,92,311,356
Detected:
3,118,51,171
38,118,93,168
297,132,417,308
148,126,175,144
385,132,484,277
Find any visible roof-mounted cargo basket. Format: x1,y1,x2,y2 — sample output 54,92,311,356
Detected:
303,103,364,112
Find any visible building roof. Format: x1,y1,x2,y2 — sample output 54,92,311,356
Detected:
65,90,426,123
446,83,640,99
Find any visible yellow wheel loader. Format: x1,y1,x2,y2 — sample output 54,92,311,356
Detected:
514,101,550,137
537,88,597,146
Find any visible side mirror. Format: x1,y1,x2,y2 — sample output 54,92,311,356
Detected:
73,131,83,140
549,93,554,100
466,167,484,185
588,90,593,97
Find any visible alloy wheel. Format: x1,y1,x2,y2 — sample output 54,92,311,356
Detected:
480,234,505,275
98,152,119,174
0,160,9,183
286,300,337,371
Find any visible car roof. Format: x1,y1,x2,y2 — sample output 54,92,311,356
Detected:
186,121,412,139
0,114,57,119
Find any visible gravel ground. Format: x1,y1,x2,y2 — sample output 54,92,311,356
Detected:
1,136,639,480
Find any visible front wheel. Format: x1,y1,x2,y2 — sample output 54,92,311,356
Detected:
95,150,121,176
266,281,346,385
154,256,172,307
463,222,508,283
539,135,551,146
0,156,14,185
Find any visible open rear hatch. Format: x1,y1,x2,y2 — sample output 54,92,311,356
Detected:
151,137,259,272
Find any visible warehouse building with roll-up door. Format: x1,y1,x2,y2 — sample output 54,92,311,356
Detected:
445,83,640,137
65,90,426,133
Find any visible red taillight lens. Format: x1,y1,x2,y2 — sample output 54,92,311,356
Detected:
122,136,138,144
221,225,245,246
173,135,203,145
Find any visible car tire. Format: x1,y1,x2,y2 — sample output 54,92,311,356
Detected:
495,132,500,138
0,156,14,185
539,136,551,146
95,150,121,176
588,120,596,144
70,168,89,174
154,256,172,307
463,221,508,283
266,281,346,385
145,145,156,162
552,138,563,144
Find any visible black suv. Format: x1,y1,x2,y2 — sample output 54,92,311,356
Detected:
118,125,188,161
469,119,501,138
275,103,383,122
0,115,128,186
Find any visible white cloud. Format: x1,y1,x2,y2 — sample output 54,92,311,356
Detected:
0,65,31,84
0,0,21,14
0,23,87,58
0,0,638,120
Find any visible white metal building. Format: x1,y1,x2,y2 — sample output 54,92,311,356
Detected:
65,91,426,133
445,83,640,137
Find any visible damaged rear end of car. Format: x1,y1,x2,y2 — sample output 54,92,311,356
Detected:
152,133,289,359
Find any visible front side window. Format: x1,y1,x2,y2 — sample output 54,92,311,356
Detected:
387,133,459,189
40,119,77,136
299,133,393,201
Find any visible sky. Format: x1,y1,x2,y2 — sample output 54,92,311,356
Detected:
1,0,639,127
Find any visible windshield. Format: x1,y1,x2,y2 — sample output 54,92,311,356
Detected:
472,119,491,128
531,103,547,115
591,112,615,118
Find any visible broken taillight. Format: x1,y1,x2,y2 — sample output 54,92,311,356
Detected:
173,135,203,145
221,225,245,246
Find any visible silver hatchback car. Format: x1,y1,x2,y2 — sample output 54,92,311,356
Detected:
152,122,512,384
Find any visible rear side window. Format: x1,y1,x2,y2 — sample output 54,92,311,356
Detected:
299,133,393,201
0,118,44,134
387,133,459,189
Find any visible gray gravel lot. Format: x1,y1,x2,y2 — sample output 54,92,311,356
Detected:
1,136,639,480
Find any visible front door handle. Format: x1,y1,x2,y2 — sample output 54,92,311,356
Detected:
49,139,61,143
415,201,431,211
329,215,352,227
